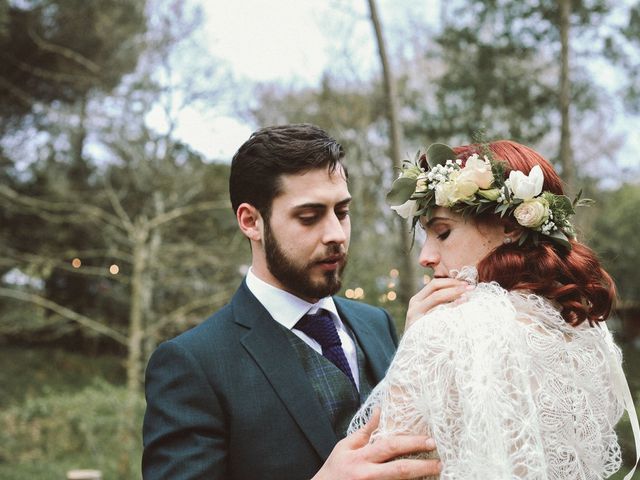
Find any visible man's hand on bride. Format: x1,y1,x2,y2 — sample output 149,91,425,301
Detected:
405,278,474,330
312,409,440,480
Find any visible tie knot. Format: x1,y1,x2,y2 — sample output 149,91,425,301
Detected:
295,310,341,350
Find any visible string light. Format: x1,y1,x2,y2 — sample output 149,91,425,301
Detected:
386,291,397,301
346,287,365,299
389,269,399,278
71,258,81,268
109,264,119,275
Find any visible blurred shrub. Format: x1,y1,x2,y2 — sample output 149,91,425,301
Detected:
0,380,144,479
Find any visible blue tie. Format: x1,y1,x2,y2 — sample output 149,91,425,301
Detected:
295,310,356,387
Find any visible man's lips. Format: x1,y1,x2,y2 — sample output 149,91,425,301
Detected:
316,255,345,270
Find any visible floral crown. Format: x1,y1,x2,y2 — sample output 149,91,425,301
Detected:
386,143,592,250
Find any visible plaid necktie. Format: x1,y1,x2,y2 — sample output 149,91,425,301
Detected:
295,309,355,386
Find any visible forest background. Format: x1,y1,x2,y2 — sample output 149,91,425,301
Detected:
1,0,639,478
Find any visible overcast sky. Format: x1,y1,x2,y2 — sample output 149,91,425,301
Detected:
171,0,637,173
171,0,438,159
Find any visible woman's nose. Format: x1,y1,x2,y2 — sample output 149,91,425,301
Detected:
418,240,439,269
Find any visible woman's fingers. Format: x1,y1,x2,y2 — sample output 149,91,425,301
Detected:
405,278,474,329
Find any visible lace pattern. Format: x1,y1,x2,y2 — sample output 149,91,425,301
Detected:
349,273,625,479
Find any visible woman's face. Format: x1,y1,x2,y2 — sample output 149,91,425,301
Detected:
418,207,505,278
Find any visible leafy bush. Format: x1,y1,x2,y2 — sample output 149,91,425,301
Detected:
0,380,144,479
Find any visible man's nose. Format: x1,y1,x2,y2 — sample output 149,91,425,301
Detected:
322,213,348,245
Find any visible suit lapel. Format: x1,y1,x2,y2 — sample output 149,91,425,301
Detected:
231,283,337,460
335,298,395,383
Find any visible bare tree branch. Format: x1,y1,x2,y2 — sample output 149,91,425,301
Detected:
0,184,127,233
28,28,101,75
8,56,95,84
4,251,130,283
147,200,229,230
0,76,39,107
0,287,128,345
104,180,136,235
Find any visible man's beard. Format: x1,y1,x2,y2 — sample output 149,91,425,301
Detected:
264,221,347,300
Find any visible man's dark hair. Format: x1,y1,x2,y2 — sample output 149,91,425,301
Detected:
229,123,346,219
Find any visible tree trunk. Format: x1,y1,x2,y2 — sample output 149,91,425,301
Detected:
367,0,417,311
126,228,148,397
559,0,574,194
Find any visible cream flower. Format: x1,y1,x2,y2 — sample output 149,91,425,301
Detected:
457,154,494,189
435,175,478,207
390,199,419,219
415,173,429,193
477,188,501,201
514,198,549,228
505,165,544,200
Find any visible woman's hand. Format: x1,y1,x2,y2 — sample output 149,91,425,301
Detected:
405,277,474,330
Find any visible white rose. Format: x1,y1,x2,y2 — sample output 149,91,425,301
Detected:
390,199,419,219
513,198,549,228
435,176,478,206
434,182,455,206
505,165,544,200
458,154,494,189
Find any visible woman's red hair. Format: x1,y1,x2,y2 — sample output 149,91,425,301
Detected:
452,140,616,326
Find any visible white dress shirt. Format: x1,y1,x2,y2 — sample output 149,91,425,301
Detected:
245,268,360,389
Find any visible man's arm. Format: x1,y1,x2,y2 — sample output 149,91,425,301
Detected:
142,340,227,480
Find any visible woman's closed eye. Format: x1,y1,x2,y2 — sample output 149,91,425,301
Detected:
437,230,451,240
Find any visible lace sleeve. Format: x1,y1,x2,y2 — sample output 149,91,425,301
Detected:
350,285,548,479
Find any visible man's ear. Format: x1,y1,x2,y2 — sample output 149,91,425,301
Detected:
236,203,263,241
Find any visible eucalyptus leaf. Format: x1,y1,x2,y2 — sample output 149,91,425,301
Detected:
548,229,572,250
386,177,418,205
426,143,456,168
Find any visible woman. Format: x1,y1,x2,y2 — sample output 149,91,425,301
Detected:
350,140,639,479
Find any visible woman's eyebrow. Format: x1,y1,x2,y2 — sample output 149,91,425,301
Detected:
425,216,455,228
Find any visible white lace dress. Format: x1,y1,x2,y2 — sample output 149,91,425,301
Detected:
350,277,637,479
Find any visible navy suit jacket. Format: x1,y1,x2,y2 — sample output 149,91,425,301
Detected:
142,281,398,480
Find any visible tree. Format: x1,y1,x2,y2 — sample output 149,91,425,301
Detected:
0,0,145,127
590,183,640,303
402,0,626,156
367,0,417,309
0,0,240,397
559,0,575,192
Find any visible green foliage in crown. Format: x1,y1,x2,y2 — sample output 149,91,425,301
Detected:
386,143,593,250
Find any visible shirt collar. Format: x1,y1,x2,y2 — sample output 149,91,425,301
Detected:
245,267,340,330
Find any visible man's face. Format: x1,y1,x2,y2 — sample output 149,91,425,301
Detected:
261,166,351,302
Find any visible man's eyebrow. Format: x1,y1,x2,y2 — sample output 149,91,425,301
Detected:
293,197,352,210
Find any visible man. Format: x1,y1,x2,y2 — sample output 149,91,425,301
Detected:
142,124,440,479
